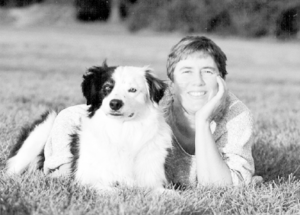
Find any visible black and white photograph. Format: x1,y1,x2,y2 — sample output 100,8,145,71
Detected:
0,0,300,214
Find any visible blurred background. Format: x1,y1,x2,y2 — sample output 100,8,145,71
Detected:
0,0,299,39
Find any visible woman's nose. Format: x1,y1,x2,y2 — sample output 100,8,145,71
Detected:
192,72,205,86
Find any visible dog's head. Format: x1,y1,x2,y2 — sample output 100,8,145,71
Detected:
82,61,167,119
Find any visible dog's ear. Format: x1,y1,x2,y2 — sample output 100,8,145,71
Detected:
102,59,108,68
145,69,168,104
82,60,111,105
81,67,100,105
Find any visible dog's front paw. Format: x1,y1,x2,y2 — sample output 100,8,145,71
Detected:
46,163,72,178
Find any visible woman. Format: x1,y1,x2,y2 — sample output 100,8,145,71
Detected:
162,36,259,187
44,36,261,187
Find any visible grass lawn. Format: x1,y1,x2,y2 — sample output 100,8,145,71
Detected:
1,14,300,214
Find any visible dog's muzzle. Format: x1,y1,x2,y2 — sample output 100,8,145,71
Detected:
109,99,124,111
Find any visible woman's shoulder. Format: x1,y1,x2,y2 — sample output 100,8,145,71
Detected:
223,92,253,123
214,92,253,139
213,92,254,149
54,104,89,125
57,104,89,117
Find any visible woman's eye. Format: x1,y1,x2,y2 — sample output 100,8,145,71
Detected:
203,70,213,74
128,88,137,93
182,70,192,74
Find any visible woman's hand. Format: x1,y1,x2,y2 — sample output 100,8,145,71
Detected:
194,76,232,186
195,75,228,124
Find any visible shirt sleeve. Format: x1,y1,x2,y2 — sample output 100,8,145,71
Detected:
43,104,89,174
217,109,255,186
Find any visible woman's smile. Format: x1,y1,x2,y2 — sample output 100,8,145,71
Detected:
188,91,206,97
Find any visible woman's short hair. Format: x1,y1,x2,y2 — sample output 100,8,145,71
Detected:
166,36,228,81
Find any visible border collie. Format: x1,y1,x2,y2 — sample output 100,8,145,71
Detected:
6,62,173,192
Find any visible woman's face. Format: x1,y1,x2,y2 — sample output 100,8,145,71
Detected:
172,53,220,115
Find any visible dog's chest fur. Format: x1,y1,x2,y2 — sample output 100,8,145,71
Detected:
74,109,172,188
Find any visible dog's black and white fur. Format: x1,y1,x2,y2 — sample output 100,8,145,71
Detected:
6,62,173,192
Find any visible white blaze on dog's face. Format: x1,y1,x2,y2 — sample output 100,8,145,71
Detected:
81,63,167,120
101,66,150,119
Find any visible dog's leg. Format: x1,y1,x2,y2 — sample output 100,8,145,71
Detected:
134,147,168,191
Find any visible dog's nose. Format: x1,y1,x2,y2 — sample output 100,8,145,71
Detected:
109,99,124,111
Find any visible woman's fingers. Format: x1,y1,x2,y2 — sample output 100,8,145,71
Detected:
209,76,226,105
216,76,226,99
196,76,227,122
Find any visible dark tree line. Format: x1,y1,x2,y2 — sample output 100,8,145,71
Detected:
1,0,299,39
0,0,137,22
0,0,43,7
129,0,300,39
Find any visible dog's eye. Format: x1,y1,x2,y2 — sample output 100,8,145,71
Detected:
103,85,113,95
128,88,137,93
104,86,112,91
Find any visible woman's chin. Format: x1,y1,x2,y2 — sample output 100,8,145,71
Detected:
174,97,206,115
185,103,206,115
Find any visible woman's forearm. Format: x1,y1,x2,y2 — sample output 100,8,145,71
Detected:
195,121,232,186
